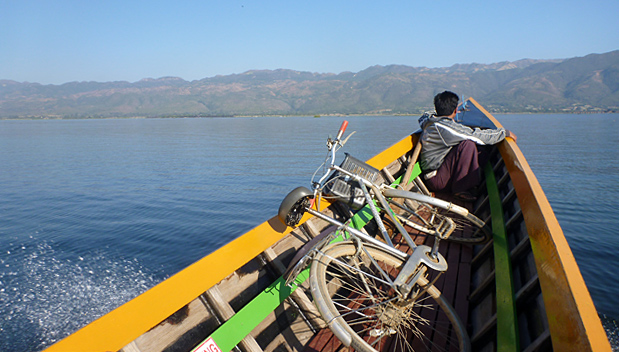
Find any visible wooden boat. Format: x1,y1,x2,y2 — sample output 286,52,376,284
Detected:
44,98,611,352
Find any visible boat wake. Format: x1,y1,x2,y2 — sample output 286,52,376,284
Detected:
602,314,619,351
0,240,159,352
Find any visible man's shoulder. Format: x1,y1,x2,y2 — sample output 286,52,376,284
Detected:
418,111,436,127
434,117,464,127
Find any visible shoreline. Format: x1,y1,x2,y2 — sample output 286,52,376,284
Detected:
2,110,618,121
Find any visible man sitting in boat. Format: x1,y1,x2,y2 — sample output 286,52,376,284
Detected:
418,91,517,201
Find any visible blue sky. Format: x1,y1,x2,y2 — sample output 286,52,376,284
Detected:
1,0,618,85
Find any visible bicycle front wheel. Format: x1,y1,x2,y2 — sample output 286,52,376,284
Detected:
309,241,470,352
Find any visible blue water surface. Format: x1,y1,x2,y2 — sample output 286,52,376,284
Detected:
1,114,617,350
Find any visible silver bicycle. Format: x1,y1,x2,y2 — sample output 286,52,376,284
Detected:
278,121,490,351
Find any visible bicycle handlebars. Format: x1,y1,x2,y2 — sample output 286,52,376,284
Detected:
314,120,350,202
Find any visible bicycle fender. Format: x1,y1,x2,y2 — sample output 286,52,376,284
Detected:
282,226,334,283
278,186,313,226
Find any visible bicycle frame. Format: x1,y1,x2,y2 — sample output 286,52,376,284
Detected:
300,121,450,297
276,120,476,351
313,123,416,247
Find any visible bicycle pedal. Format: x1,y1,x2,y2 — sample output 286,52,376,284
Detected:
436,218,456,240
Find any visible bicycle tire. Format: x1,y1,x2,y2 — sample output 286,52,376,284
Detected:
309,241,470,352
383,188,491,245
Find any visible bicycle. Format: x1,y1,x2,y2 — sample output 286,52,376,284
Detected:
278,121,491,351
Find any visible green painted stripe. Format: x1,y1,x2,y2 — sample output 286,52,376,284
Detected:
410,163,422,183
350,205,376,229
484,163,520,352
198,164,422,352
192,269,310,352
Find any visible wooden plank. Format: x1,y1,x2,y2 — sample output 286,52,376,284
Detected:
453,247,472,351
120,298,214,352
432,240,461,350
204,286,263,352
522,330,552,352
215,259,268,309
253,300,316,352
263,247,327,331
401,137,422,190
471,314,497,345
304,328,341,352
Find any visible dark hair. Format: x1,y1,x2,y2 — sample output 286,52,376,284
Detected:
433,91,459,116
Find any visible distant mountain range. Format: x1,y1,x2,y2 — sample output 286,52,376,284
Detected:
1,50,618,118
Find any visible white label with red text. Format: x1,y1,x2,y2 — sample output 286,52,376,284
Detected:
194,337,222,352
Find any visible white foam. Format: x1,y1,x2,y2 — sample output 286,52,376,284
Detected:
0,242,160,351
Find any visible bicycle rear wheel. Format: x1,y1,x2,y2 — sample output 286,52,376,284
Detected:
309,241,470,352
384,189,491,245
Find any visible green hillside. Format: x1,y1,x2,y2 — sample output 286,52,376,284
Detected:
1,51,618,119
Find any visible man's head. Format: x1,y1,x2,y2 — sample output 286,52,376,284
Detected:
433,91,459,117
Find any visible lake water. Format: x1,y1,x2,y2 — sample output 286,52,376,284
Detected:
1,114,618,350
